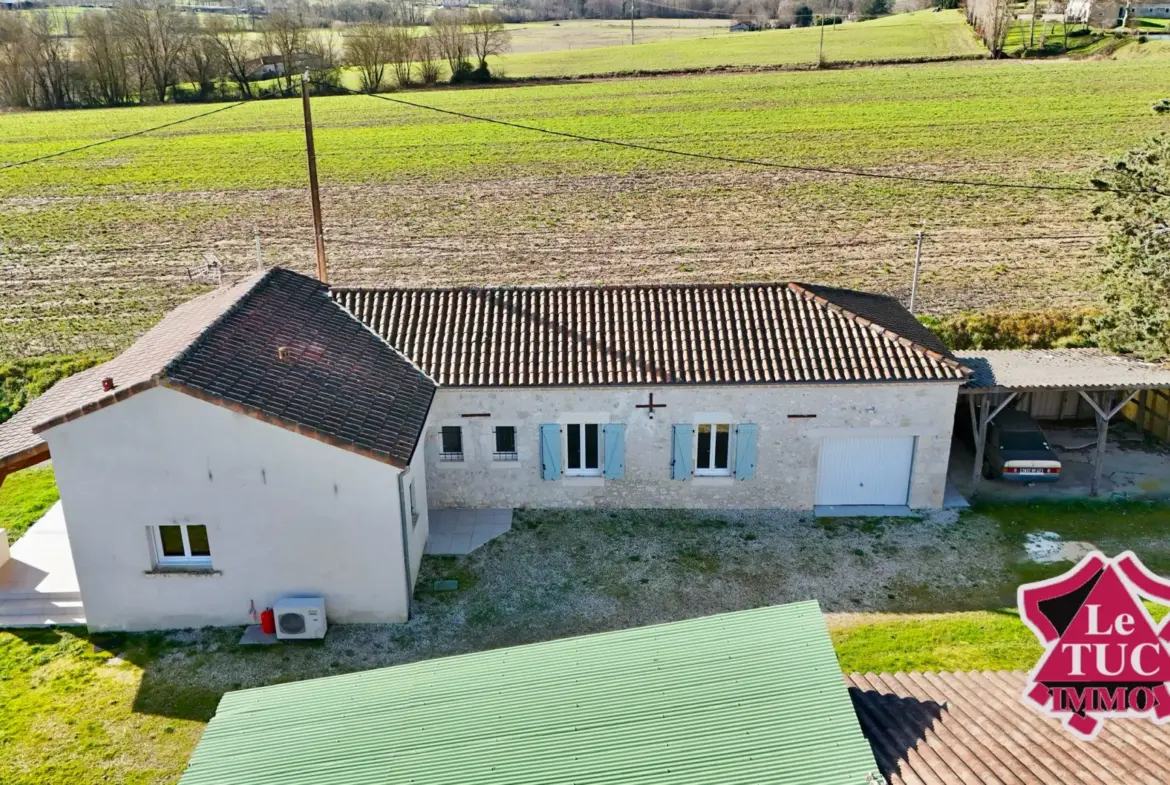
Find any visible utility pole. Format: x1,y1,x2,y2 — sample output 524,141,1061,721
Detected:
909,229,925,313
629,0,635,46
1028,0,1037,49
254,227,263,271
817,15,826,67
301,71,328,283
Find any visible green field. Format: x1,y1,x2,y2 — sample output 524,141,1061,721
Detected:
501,11,986,77
2,52,1170,360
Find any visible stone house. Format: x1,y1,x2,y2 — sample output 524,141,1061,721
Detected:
0,269,970,631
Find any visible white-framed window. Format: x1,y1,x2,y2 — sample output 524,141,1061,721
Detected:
494,426,518,461
565,423,602,476
695,423,732,476
152,524,212,568
440,426,464,461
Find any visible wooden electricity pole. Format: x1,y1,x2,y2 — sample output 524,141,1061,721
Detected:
818,15,826,67
909,230,925,313
629,0,635,45
301,71,328,283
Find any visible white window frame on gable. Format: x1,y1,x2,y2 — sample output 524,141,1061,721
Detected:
565,423,603,477
152,523,212,569
695,423,733,476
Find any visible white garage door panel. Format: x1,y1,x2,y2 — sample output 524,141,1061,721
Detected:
816,436,915,506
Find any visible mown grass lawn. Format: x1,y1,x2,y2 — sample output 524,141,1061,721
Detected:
0,467,60,545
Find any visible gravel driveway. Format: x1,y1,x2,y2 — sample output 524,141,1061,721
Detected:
130,507,1023,708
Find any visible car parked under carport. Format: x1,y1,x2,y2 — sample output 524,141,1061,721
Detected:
981,410,1061,482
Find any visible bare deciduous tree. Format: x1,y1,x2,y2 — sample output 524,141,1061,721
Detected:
205,17,254,98
261,8,308,94
346,22,394,92
185,22,223,100
466,9,510,74
431,9,471,81
77,11,133,106
415,34,442,85
114,0,193,103
0,15,37,108
390,25,417,87
967,0,1015,57
26,11,74,108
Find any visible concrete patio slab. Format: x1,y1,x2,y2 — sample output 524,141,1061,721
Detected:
0,502,85,627
426,509,512,555
239,624,279,645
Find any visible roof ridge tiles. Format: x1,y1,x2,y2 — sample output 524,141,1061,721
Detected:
159,269,278,381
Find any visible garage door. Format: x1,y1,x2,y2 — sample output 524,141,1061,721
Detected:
816,436,915,507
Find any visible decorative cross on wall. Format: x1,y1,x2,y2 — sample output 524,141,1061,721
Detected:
636,392,667,420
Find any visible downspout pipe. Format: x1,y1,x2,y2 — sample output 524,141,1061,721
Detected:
396,471,413,621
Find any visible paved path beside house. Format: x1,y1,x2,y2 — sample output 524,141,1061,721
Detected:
0,502,85,627
425,509,512,555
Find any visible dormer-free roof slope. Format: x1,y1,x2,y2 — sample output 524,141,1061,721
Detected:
333,281,967,387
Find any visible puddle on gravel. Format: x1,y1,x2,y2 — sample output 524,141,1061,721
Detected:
1025,531,1098,564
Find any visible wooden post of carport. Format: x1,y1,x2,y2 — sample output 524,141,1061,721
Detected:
968,388,1019,490
1078,388,1140,497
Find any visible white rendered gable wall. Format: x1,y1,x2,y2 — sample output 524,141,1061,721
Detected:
41,385,409,632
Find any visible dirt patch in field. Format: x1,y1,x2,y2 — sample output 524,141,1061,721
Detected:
0,168,1106,359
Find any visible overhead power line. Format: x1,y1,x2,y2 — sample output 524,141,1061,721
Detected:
0,100,247,172
345,88,1157,198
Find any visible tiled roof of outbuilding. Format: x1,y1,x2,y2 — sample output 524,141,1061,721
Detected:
0,269,434,473
848,670,1170,784
333,282,967,387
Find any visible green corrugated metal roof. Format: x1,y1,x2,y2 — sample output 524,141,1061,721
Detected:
180,601,881,785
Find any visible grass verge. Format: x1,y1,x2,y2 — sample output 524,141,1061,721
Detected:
0,467,59,545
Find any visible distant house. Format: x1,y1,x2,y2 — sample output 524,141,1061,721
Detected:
1062,0,1123,25
1133,2,1170,18
244,52,326,81
729,20,760,31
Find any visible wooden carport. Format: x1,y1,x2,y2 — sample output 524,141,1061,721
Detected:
956,349,1170,496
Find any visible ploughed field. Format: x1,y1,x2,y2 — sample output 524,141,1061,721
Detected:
2,56,1169,359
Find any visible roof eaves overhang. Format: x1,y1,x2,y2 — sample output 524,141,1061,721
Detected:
31,378,161,436
785,282,971,380
160,379,409,471
961,382,1170,393
0,442,50,478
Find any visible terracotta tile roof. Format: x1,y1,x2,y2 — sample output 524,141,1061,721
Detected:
958,348,1170,391
161,269,434,467
333,282,967,387
0,269,434,473
848,670,1170,784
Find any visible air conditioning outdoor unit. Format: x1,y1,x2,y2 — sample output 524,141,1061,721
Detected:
273,596,327,640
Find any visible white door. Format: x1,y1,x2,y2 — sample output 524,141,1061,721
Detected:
816,436,915,506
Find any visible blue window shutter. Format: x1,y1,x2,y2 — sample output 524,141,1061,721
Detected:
735,423,758,481
603,423,625,479
540,424,561,480
671,424,693,480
